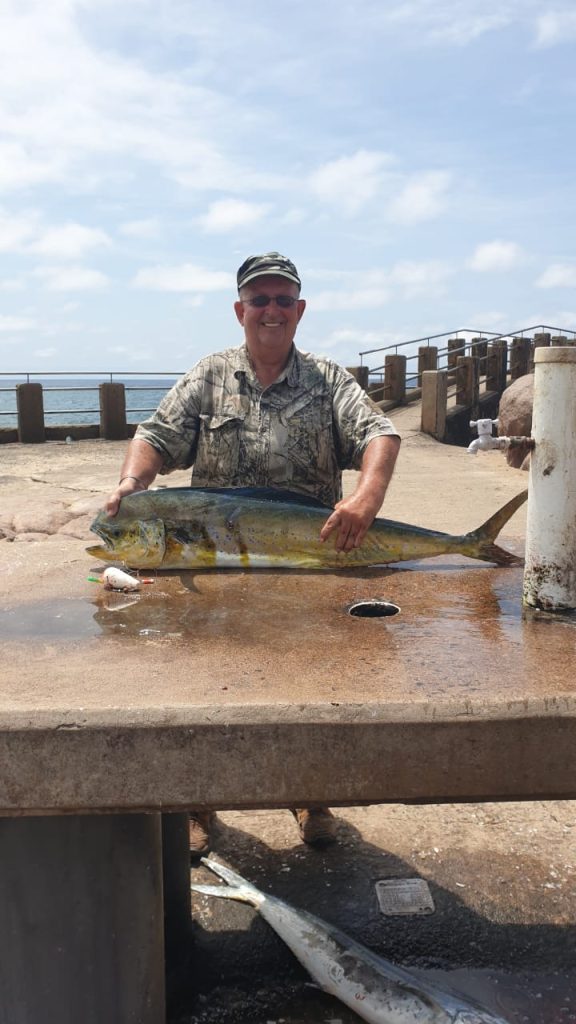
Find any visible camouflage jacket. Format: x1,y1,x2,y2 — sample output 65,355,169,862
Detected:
135,344,398,507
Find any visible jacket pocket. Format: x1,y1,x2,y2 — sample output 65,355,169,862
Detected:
197,413,245,479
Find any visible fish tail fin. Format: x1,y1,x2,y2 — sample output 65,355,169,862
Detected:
190,857,263,907
464,489,527,565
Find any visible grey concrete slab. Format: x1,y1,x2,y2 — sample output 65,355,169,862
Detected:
0,527,574,813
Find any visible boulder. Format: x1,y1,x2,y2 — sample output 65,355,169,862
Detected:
498,374,533,468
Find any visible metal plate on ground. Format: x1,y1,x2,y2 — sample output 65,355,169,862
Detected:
375,878,435,916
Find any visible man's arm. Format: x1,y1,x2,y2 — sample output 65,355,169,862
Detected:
105,438,165,516
319,434,400,552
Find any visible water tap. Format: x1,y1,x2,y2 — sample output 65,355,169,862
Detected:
467,418,535,456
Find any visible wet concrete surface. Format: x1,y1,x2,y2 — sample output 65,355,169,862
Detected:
0,539,575,812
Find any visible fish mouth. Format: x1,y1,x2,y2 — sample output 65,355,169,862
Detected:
86,542,112,560
87,524,114,560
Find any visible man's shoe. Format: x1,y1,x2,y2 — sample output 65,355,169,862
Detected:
189,811,216,858
291,807,337,847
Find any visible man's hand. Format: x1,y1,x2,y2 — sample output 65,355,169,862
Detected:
105,476,147,518
319,434,400,552
105,439,164,516
320,493,381,552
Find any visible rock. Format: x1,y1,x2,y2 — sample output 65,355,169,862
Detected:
58,514,96,540
12,505,74,535
66,496,105,517
498,374,533,468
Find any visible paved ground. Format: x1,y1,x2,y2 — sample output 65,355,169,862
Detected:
1,409,575,1024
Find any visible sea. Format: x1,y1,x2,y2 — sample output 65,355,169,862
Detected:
0,376,179,429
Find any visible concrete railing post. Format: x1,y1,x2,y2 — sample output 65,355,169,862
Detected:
346,365,369,390
510,337,531,381
524,348,576,611
447,338,461,371
99,383,127,440
456,355,479,415
471,337,488,375
529,332,550,372
16,383,45,444
421,369,447,440
417,346,437,385
384,354,406,404
486,340,508,394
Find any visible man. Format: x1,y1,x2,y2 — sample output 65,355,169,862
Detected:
107,251,400,855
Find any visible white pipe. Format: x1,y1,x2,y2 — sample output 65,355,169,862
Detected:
523,347,576,611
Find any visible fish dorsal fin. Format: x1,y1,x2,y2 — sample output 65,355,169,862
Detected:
191,486,332,510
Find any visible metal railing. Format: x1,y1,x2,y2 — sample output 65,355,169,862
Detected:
361,325,576,403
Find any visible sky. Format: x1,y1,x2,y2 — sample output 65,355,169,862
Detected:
1,0,575,375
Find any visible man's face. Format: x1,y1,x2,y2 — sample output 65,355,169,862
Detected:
234,275,306,363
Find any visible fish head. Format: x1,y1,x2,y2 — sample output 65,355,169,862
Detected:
87,511,166,568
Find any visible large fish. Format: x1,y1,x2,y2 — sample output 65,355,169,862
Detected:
192,858,509,1024
87,486,527,571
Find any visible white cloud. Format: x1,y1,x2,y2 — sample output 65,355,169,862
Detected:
29,223,112,260
0,2,240,194
34,266,110,290
533,11,576,48
310,261,452,310
309,150,393,215
0,142,67,191
197,198,271,234
119,219,161,239
536,264,576,288
132,264,234,292
468,241,526,272
388,259,453,294
388,171,452,224
0,315,37,331
429,11,512,46
0,209,39,252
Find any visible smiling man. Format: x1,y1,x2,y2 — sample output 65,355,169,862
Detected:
106,251,400,855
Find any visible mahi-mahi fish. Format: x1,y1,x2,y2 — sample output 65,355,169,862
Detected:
192,858,509,1024
87,486,526,571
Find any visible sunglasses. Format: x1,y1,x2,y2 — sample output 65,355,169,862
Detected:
242,294,299,308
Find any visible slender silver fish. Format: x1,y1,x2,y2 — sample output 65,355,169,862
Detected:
192,859,509,1024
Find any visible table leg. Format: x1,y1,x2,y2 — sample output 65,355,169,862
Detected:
0,813,165,1024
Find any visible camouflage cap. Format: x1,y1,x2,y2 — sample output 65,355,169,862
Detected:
237,252,301,291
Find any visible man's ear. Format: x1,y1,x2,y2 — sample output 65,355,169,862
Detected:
234,300,245,325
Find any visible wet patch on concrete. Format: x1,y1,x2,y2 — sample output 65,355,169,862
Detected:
0,598,99,639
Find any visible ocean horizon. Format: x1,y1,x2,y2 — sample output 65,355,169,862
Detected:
0,376,179,428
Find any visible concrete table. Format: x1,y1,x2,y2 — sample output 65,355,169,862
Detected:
1,538,575,1023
